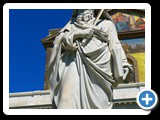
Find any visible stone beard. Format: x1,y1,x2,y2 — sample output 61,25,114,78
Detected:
76,9,94,23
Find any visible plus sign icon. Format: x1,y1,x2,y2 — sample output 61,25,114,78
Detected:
137,89,158,110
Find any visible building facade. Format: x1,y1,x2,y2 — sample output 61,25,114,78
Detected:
9,9,145,109
41,9,145,90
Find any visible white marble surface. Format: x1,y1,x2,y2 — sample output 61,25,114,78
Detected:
9,82,145,108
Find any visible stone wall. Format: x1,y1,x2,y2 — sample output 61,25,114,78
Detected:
9,82,144,109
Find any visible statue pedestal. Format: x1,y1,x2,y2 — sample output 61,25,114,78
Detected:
9,82,145,109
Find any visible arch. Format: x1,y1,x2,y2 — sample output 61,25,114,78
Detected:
127,54,139,82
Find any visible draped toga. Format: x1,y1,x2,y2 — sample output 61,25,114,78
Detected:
47,18,132,109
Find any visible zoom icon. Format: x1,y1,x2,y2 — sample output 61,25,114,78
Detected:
137,89,158,110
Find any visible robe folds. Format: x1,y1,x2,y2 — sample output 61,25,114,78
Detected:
47,19,132,109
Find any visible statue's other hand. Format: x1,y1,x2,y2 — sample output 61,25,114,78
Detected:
122,67,129,81
123,66,134,83
129,66,134,74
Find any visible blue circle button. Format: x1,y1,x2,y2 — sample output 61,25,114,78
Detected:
137,89,158,110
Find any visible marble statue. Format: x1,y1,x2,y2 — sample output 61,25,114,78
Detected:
47,9,133,109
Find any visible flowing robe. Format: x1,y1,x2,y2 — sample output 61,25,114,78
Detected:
47,18,132,109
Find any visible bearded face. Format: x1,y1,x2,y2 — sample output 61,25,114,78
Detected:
76,9,94,23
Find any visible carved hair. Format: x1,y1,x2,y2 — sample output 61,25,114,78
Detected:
72,9,113,22
76,9,94,23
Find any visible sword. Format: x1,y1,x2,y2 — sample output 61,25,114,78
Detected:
93,9,104,25
82,9,104,46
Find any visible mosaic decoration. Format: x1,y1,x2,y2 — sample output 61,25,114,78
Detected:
120,38,145,54
112,12,145,32
120,38,145,83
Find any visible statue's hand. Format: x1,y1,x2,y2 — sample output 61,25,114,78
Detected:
82,28,94,39
74,28,93,40
78,28,94,46
75,28,94,39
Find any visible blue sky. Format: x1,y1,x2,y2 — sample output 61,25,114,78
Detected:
9,9,73,93
9,9,145,93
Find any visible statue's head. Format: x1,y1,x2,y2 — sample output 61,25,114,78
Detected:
72,9,113,23
76,9,94,23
